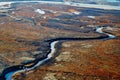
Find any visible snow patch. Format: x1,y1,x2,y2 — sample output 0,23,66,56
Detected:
87,16,95,19
35,9,45,14
72,11,81,15
0,2,12,6
43,16,47,19
106,27,113,30
64,2,71,5
49,10,57,13
0,2,12,9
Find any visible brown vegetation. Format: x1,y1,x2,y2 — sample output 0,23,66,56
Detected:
0,2,120,80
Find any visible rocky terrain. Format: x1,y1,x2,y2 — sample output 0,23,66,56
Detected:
0,1,120,80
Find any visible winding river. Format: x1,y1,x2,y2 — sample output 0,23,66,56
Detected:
0,26,116,80
0,1,118,80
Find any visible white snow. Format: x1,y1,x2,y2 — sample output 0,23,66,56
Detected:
35,9,45,14
64,2,71,5
0,2,12,6
87,16,95,19
43,16,47,19
50,10,57,13
72,11,81,15
0,2,12,9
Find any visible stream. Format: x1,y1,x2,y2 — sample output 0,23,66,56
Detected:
0,26,116,80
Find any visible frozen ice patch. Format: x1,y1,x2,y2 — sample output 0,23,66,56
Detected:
0,2,12,9
72,11,81,15
87,16,95,19
64,2,71,5
43,16,47,19
0,2,12,6
35,9,45,14
106,27,113,30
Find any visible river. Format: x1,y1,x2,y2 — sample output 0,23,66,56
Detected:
0,26,116,80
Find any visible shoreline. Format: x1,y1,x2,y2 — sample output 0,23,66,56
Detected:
0,1,120,10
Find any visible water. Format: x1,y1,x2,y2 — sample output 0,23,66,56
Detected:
96,27,116,39
3,27,116,80
5,72,15,80
0,0,63,2
0,0,119,3
106,0,120,2
4,41,59,80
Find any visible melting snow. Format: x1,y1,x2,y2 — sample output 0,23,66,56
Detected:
87,16,95,19
0,2,12,6
106,27,113,30
0,2,12,8
43,16,47,19
35,9,45,14
72,11,81,15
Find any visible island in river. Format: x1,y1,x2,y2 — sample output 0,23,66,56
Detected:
0,1,120,80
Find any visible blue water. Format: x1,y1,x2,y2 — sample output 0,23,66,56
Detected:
0,0,119,2
0,0,64,2
0,0,119,3
106,0,120,2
